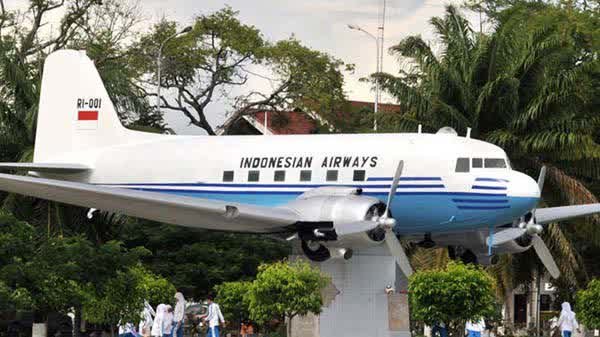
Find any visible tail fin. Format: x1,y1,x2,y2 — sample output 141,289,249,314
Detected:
33,50,127,162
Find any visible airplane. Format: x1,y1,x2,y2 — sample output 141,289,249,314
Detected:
0,49,598,279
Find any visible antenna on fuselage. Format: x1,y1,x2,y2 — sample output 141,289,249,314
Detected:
418,124,422,133
466,127,472,138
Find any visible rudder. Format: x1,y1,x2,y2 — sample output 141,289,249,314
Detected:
33,50,127,163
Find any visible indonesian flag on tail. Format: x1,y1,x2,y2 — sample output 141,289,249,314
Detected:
77,110,98,130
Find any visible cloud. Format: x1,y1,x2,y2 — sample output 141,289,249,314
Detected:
3,0,479,134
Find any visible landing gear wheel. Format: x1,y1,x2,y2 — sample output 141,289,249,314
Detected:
459,249,478,264
417,233,436,248
448,246,457,260
301,240,331,262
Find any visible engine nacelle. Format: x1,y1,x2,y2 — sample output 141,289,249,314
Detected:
286,187,386,249
493,235,532,254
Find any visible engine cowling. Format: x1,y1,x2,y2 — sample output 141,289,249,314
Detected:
492,235,532,255
285,187,387,256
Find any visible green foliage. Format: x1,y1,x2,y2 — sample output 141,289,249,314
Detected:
409,262,497,327
247,261,329,324
215,281,252,324
82,266,175,326
0,210,36,311
378,2,600,289
576,278,600,328
119,221,290,299
0,209,176,325
0,281,33,311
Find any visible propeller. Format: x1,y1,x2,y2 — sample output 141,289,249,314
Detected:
486,166,560,278
531,235,560,279
377,161,414,277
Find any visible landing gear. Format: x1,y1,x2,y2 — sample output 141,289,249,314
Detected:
417,233,436,248
459,249,478,264
448,245,478,264
301,240,331,262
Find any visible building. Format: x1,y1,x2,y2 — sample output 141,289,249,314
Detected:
216,100,402,135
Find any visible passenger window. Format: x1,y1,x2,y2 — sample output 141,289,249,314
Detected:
455,158,470,172
223,171,234,182
300,170,312,182
353,170,366,181
485,158,507,168
472,158,483,168
326,170,338,182
274,170,285,182
248,170,260,182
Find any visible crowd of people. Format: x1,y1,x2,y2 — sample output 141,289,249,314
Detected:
118,292,258,337
429,301,581,337
120,292,186,337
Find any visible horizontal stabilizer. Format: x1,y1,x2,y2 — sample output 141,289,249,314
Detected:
536,204,600,224
0,163,90,174
0,173,298,233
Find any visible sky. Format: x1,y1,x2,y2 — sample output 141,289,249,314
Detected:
7,0,482,134
143,0,478,134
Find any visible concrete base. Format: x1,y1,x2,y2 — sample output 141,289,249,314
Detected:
32,323,47,337
291,245,410,337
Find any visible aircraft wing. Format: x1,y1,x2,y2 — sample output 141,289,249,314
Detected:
0,162,90,173
0,173,299,233
536,204,600,224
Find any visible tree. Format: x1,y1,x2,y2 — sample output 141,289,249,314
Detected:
215,281,252,325
118,220,290,299
247,261,329,336
576,278,600,329
81,266,175,337
68,0,169,133
130,7,349,135
0,210,35,311
409,262,498,336
377,2,599,292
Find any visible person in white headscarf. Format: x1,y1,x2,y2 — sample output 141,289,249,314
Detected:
558,302,579,337
139,301,156,337
151,304,167,337
173,292,186,337
466,318,486,337
163,305,175,337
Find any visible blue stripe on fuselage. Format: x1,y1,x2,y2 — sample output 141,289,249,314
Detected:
121,184,536,234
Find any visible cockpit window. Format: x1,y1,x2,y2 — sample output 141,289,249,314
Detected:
484,158,507,168
472,158,483,168
455,158,470,172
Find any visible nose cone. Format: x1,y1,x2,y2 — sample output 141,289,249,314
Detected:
509,171,541,199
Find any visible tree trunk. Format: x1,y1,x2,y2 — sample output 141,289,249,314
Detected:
286,315,294,337
74,306,82,337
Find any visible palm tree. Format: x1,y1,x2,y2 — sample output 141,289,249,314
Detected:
378,3,599,293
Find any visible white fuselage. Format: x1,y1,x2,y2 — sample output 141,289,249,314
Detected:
45,131,540,235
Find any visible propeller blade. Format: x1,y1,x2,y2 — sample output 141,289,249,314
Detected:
385,161,404,216
531,235,560,279
384,227,413,277
488,228,527,246
538,166,547,194
531,166,546,220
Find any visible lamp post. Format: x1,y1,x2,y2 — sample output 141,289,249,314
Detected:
348,24,380,131
156,26,192,113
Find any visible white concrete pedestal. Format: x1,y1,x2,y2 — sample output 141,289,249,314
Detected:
291,246,411,337
32,323,47,337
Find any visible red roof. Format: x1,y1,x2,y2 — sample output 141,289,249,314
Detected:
252,110,318,135
221,100,401,135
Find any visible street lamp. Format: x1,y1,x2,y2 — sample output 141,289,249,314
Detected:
156,26,193,113
348,24,380,131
